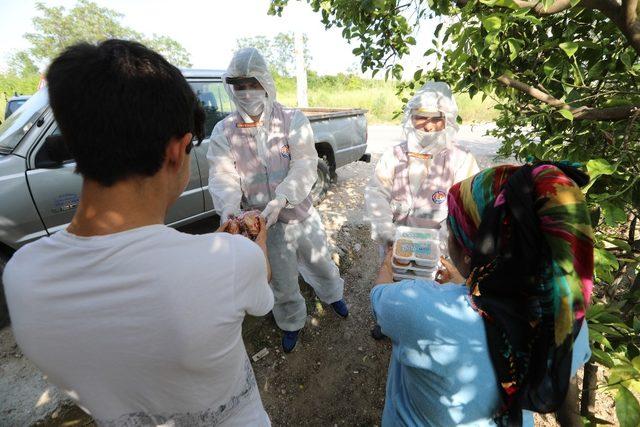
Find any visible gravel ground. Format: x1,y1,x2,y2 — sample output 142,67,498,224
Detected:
0,124,616,426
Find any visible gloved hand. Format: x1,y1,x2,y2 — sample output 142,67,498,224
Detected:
221,207,240,223
373,222,396,246
261,195,287,228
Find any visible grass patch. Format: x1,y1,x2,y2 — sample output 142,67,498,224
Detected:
275,73,498,124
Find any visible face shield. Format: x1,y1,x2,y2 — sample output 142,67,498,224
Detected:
402,82,459,154
225,76,267,116
223,48,277,166
223,48,276,120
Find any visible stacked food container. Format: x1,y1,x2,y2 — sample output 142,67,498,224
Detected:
392,226,440,281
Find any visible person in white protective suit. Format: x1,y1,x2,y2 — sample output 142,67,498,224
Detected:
365,82,479,340
207,48,347,353
365,81,480,248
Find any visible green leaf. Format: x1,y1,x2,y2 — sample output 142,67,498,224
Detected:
610,365,639,386
601,201,627,226
592,348,615,368
434,23,443,38
559,41,579,58
632,356,640,371
605,238,632,252
507,38,523,61
590,329,613,350
558,109,574,121
587,159,616,179
595,248,619,268
481,16,502,32
616,386,640,427
480,0,519,7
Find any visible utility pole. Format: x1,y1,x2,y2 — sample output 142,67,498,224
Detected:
294,31,308,108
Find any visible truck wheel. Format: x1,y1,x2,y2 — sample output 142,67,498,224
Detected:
311,157,332,205
0,249,11,329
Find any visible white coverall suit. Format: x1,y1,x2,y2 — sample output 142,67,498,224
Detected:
207,48,344,332
365,82,480,255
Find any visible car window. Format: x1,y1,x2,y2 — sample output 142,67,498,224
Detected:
7,100,27,116
190,81,232,138
0,89,48,151
34,126,74,167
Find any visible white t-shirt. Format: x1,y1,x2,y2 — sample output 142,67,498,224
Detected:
3,225,274,426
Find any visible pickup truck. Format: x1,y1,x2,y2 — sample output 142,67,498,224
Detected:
0,68,369,326
4,95,30,120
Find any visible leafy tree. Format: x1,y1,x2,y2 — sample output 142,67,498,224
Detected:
145,35,192,69
22,0,192,67
236,32,312,76
271,0,640,424
7,51,39,77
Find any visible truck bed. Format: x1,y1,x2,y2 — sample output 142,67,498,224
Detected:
300,107,368,122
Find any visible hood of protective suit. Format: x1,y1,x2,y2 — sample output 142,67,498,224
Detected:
402,82,459,154
224,47,278,166
223,47,276,120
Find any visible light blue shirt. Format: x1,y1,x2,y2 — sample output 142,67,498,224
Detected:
371,279,591,427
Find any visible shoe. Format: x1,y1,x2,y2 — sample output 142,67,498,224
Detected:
371,324,387,340
330,299,349,318
282,330,300,353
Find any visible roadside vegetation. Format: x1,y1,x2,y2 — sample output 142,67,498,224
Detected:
1,71,497,125
275,72,498,123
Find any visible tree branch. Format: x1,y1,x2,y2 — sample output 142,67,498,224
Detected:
497,74,566,107
512,0,573,14
623,0,638,27
497,74,640,121
480,0,640,55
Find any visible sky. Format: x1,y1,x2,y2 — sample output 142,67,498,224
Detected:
0,0,437,78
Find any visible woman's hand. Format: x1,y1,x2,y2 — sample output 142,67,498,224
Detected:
436,257,465,284
375,247,395,285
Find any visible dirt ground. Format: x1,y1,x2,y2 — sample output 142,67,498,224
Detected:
0,125,619,426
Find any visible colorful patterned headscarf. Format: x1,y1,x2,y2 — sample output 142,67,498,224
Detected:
447,163,594,426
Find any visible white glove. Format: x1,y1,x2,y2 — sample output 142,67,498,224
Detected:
261,195,287,228
221,207,240,223
373,222,396,245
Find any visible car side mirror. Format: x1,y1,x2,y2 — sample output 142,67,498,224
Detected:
34,135,73,168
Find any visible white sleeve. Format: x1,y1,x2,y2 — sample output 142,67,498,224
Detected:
274,110,318,205
207,122,242,215
364,149,397,244
454,151,480,183
232,237,274,316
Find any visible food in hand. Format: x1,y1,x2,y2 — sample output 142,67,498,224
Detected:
226,219,241,235
236,210,262,239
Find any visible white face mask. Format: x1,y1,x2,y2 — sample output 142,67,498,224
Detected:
410,128,448,153
235,89,266,116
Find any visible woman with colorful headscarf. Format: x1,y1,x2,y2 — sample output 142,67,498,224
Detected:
370,163,593,426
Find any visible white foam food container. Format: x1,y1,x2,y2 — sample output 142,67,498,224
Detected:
393,226,440,267
393,270,437,281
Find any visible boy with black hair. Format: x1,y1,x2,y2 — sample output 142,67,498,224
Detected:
3,40,274,426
